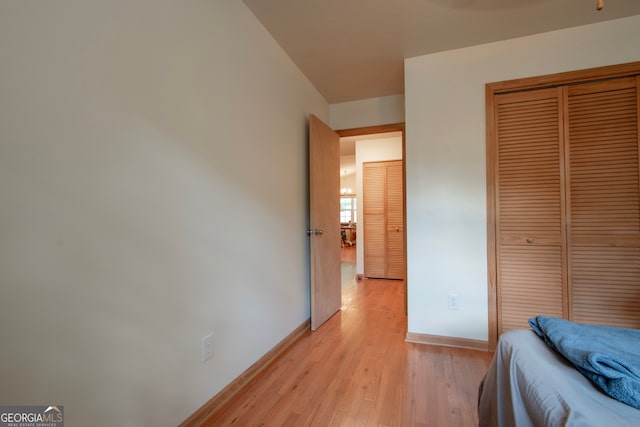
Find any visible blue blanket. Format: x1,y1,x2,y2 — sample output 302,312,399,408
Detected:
529,315,640,410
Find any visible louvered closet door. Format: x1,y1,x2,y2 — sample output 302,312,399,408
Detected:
364,162,386,278
386,161,405,279
496,88,566,334
566,77,640,327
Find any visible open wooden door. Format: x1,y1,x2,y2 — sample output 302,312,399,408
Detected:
308,114,341,330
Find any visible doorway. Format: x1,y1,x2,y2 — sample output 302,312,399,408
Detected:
337,124,406,310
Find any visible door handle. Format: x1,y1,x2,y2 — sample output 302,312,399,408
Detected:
306,228,324,236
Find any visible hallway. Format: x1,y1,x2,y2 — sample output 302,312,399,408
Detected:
203,248,492,426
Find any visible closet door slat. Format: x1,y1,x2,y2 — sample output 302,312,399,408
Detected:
364,163,386,278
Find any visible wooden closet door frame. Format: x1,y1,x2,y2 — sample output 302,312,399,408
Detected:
486,61,640,351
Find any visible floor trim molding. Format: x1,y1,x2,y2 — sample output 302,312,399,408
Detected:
405,332,489,352
180,319,311,426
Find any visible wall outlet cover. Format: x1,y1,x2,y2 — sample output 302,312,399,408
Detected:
202,333,214,362
448,294,459,310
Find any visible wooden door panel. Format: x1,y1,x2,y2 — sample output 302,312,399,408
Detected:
566,77,640,327
386,161,404,227
363,163,385,214
309,115,341,331
499,246,564,332
495,88,567,334
386,161,404,279
364,162,386,278
571,246,640,327
387,229,405,279
364,214,386,278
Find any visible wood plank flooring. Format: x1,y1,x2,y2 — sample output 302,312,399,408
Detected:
204,247,493,426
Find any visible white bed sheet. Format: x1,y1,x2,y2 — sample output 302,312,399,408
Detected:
478,329,640,427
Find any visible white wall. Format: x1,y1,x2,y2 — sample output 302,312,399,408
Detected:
330,94,405,130
0,1,328,426
404,15,640,342
355,136,403,275
340,156,356,193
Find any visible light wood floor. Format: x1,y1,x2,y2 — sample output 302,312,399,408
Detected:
205,247,493,426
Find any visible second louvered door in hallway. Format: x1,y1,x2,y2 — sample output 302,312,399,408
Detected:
363,160,405,279
495,88,567,332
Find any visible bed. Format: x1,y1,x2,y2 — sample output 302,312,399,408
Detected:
478,324,640,427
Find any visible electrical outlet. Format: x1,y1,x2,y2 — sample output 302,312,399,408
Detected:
448,294,459,310
202,333,214,362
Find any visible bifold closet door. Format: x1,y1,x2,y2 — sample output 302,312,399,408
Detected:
495,88,567,334
566,77,640,328
363,160,405,280
363,162,386,278
385,161,404,279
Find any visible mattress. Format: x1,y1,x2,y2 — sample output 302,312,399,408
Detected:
478,329,640,427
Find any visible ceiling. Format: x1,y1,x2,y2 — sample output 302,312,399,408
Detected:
243,0,640,103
